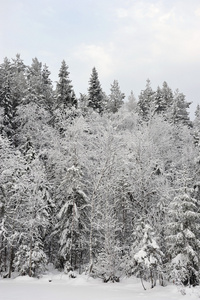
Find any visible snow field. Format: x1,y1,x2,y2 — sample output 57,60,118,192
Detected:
1,274,200,300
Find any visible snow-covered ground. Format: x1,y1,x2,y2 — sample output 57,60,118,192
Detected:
1,272,200,300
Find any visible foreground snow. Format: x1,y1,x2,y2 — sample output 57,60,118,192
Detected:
1,272,200,300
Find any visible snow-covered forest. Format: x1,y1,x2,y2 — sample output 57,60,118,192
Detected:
1,54,200,289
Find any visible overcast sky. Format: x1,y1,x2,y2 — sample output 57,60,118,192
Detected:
1,0,200,118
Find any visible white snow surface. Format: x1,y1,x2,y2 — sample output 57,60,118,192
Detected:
1,271,200,300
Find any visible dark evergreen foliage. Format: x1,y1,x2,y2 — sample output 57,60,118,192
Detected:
56,60,77,109
137,79,155,121
88,67,104,113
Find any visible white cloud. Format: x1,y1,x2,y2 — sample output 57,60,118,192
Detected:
158,10,175,23
116,8,129,18
195,7,200,17
146,4,160,18
115,2,160,20
113,1,200,65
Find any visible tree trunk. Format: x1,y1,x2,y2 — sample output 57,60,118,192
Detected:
4,246,7,272
8,246,14,278
141,276,146,290
29,238,33,277
150,270,156,288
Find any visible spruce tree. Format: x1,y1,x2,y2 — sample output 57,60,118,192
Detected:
0,58,14,139
88,67,104,113
26,58,43,104
193,105,200,147
41,64,54,112
54,163,89,273
137,79,155,121
56,60,77,109
133,223,163,289
0,134,31,277
24,57,54,111
23,58,54,113
126,90,137,112
169,89,191,126
11,54,27,109
13,148,51,277
154,82,173,116
0,55,27,144
107,80,125,113
167,187,200,286
1,79,14,138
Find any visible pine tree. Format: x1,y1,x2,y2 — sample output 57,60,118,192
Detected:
22,58,53,114
88,67,104,113
126,90,137,112
107,80,125,113
0,58,14,138
0,55,27,143
56,60,77,109
154,86,162,114
154,82,173,117
24,57,55,112
41,64,54,112
54,162,89,273
25,58,43,104
11,54,27,109
0,134,30,277
193,104,200,152
12,140,52,277
169,89,191,126
137,79,155,121
133,223,163,289
167,187,200,286
194,105,200,124
1,79,14,138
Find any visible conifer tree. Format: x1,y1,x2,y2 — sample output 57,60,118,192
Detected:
137,79,155,121
169,89,191,126
1,79,14,138
167,187,200,286
133,223,163,289
13,148,51,277
193,105,200,147
56,60,77,109
24,57,55,113
11,54,27,109
54,162,89,273
26,58,43,104
0,134,30,277
126,90,137,112
20,58,53,118
107,80,125,113
0,55,27,143
41,64,54,112
154,82,173,116
88,67,104,113
0,58,14,138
